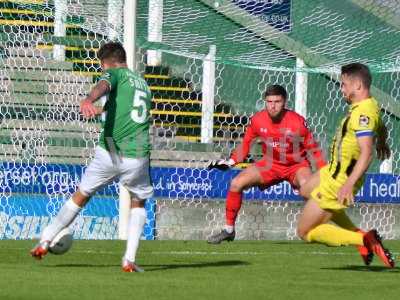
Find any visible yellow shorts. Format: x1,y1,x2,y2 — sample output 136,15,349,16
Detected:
310,167,361,211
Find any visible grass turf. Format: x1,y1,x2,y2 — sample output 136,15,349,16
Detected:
0,240,399,300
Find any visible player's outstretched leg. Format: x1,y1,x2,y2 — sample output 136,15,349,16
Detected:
356,230,373,265
363,229,395,268
30,197,82,260
331,211,374,266
207,229,235,244
30,241,50,260
122,258,144,273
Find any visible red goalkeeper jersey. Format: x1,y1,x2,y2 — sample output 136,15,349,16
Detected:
231,109,326,169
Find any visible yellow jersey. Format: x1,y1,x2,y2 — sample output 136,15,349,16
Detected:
327,97,381,184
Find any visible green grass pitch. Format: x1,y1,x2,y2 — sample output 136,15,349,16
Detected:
0,240,399,300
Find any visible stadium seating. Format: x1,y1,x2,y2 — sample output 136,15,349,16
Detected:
0,0,250,165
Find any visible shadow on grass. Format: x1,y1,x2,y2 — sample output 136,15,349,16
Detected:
321,265,400,272
44,263,119,268
42,260,250,271
142,260,250,271
271,241,306,245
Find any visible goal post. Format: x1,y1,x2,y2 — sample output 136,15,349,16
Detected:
118,0,138,240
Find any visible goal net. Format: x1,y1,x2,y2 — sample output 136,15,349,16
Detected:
0,0,399,240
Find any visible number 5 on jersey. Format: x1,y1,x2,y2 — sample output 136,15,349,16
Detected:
131,90,148,124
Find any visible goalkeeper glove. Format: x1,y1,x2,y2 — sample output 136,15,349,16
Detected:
208,158,235,171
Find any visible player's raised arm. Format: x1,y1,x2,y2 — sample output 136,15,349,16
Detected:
80,80,110,119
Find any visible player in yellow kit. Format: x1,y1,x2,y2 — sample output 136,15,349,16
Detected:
297,63,395,268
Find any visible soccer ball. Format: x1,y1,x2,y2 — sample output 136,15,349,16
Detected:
48,228,73,255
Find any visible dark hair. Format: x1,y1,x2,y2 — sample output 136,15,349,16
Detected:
341,63,372,88
264,84,287,100
97,42,126,63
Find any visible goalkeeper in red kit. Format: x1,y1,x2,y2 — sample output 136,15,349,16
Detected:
207,84,373,265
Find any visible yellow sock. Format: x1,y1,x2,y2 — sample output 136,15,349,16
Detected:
331,210,357,231
306,224,364,247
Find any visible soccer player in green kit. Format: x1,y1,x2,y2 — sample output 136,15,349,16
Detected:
31,42,153,272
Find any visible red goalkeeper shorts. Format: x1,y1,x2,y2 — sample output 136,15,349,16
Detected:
254,159,311,189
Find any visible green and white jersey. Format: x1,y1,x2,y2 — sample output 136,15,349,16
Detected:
98,67,151,158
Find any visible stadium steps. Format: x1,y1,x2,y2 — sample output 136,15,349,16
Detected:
0,3,247,163
0,79,92,94
0,56,74,70
0,1,47,10
3,45,53,59
0,3,241,119
0,49,245,148
144,65,246,140
1,119,97,134
3,69,91,83
0,0,105,75
0,43,99,164
0,3,104,73
1,91,85,105
0,103,243,139
0,4,97,31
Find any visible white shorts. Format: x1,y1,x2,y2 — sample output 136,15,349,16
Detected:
79,146,154,199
